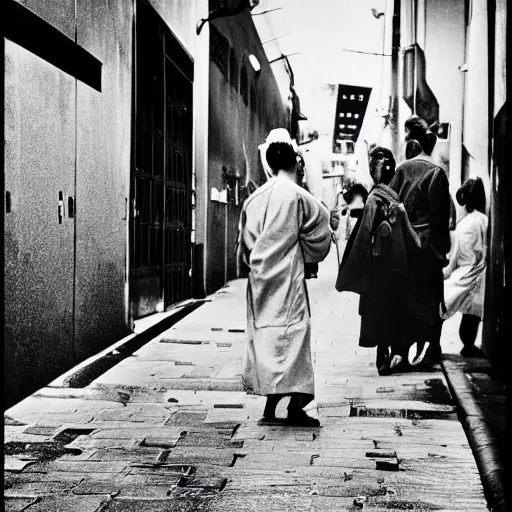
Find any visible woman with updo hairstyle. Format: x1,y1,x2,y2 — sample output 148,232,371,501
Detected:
404,116,438,156
388,116,452,365
237,128,331,427
441,177,488,357
455,176,486,214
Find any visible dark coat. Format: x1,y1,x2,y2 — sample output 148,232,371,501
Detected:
336,184,424,349
388,157,452,347
389,158,451,263
336,184,425,292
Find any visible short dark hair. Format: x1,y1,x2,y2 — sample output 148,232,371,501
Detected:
405,116,437,155
405,139,423,159
343,183,369,204
369,146,396,184
456,177,486,213
266,142,297,173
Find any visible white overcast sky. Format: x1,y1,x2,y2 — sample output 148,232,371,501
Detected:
252,0,389,133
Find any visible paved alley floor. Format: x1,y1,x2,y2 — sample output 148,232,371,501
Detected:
5,247,489,511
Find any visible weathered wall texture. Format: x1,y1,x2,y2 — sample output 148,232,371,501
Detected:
15,0,76,38
5,0,212,407
147,0,197,52
5,39,77,407
4,0,132,407
205,12,289,293
425,0,465,191
74,0,133,359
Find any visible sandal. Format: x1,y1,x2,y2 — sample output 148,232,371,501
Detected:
376,346,391,376
389,354,403,370
257,417,286,426
408,341,430,366
286,411,320,427
377,345,405,375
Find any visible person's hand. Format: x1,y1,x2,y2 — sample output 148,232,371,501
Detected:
330,209,340,230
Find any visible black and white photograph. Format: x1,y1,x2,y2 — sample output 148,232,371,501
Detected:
4,0,508,510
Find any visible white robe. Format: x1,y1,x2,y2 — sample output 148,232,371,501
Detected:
237,176,331,396
442,210,488,319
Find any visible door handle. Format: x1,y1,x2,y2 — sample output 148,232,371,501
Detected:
6,191,11,213
58,191,64,224
68,196,75,218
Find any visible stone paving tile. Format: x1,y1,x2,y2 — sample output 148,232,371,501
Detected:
88,426,183,440
65,436,139,450
4,426,58,444
92,404,173,424
162,448,239,467
93,360,191,385
5,496,41,512
156,329,245,344
5,479,81,497
203,408,250,424
32,387,132,405
84,448,163,462
23,460,130,474
209,493,353,512
22,495,108,512
101,496,215,512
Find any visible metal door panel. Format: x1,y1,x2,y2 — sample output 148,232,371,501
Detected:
73,0,132,361
130,0,193,318
4,40,76,407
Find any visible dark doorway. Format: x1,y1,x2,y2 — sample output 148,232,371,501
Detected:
130,0,194,319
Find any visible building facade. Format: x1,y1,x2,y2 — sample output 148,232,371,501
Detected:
4,0,289,407
204,12,290,293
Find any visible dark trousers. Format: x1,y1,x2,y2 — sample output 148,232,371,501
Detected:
459,314,480,347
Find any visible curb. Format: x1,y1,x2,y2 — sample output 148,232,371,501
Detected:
47,299,208,389
441,359,505,512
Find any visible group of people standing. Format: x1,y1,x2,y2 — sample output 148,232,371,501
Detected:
236,118,488,426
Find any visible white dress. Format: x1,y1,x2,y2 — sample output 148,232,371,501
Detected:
441,210,488,319
237,176,331,396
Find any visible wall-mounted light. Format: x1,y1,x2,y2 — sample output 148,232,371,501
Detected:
248,54,261,74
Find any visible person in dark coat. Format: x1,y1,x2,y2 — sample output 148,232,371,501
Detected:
389,117,452,364
336,146,423,375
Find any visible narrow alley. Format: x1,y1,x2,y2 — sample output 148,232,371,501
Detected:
5,248,489,511
4,0,507,511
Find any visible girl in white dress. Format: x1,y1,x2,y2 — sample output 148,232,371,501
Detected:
441,178,488,357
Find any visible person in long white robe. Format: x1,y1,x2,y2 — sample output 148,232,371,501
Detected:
237,133,331,426
441,177,488,357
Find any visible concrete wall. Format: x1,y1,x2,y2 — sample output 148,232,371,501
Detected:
4,0,210,407
73,0,134,359
5,38,77,406
482,0,507,370
424,0,466,194
396,0,467,220
462,0,491,202
4,0,135,407
205,13,289,293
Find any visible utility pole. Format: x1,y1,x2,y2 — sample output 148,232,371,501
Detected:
390,0,401,158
